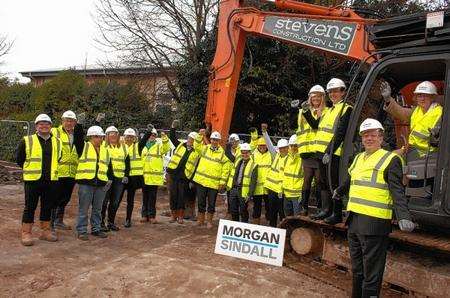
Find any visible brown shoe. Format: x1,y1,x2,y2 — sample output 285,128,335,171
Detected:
206,213,214,229
169,210,177,223
150,217,159,224
252,218,261,225
21,223,34,246
140,216,149,223
177,210,184,224
39,221,58,242
197,213,205,226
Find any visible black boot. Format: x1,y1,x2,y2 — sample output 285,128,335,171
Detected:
324,199,343,225
315,189,322,209
299,190,310,216
310,190,331,220
124,219,132,228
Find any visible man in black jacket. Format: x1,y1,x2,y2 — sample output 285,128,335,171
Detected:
334,118,415,298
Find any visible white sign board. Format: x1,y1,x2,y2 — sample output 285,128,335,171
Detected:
214,219,286,267
426,11,444,29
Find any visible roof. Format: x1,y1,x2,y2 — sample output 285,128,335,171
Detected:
20,65,175,78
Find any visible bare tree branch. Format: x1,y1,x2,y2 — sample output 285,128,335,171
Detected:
0,35,13,63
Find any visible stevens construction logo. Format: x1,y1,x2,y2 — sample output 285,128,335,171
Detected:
262,16,357,55
214,219,286,267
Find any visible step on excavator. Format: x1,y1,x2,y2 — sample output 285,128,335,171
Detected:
205,0,450,296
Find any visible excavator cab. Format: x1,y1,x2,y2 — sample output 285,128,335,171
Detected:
340,49,450,230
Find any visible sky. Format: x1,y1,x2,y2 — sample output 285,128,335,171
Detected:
0,0,112,82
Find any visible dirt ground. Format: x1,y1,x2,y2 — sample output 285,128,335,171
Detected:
0,183,347,297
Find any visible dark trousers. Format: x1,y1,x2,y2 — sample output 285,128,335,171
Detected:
318,155,340,211
229,187,249,222
348,232,389,298
101,177,124,224
53,177,76,217
22,180,57,223
252,195,267,219
196,184,218,214
142,185,158,218
169,175,189,210
267,190,284,227
119,176,142,221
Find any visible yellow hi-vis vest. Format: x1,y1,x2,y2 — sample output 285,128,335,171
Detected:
264,153,287,194
347,149,398,220
297,109,325,154
253,150,273,195
167,142,199,180
23,134,61,181
51,126,78,178
142,137,171,186
226,158,257,199
314,101,351,156
107,143,127,178
192,135,230,190
282,153,303,198
75,142,110,182
408,104,442,156
127,142,143,176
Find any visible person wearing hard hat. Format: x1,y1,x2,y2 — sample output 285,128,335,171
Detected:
333,118,415,298
224,133,241,219
16,114,62,246
139,125,171,224
49,110,84,231
167,120,200,224
261,123,289,227
297,85,327,216
192,129,231,228
119,128,143,228
302,78,353,225
100,126,129,232
75,125,113,240
381,81,442,160
281,134,304,216
226,143,258,222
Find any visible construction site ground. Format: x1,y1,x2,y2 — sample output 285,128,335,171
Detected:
0,181,350,297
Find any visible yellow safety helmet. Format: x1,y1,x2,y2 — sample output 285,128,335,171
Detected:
257,137,266,146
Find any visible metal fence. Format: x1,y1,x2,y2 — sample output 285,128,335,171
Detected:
0,120,33,162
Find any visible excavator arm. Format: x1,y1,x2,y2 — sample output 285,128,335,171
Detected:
205,0,377,140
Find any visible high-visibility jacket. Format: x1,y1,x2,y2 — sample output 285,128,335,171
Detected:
22,134,61,181
264,153,287,194
297,109,326,154
192,135,230,190
167,142,199,180
253,149,273,195
282,152,303,198
314,101,352,156
227,158,257,199
347,149,398,220
231,147,242,163
142,136,171,186
408,103,442,156
127,142,143,176
51,126,78,178
75,141,110,182
106,143,128,178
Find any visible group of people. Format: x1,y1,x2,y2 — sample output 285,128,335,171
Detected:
16,77,442,298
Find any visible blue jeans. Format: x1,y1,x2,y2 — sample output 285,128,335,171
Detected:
76,184,106,234
284,197,301,217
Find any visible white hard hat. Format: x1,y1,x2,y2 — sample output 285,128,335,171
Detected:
359,118,384,134
188,132,197,139
61,110,77,120
288,134,297,145
87,125,105,137
229,133,240,142
105,126,119,134
151,128,158,135
240,143,251,151
210,131,221,140
326,78,346,91
123,128,136,137
414,81,437,95
308,85,325,95
277,139,289,148
34,114,52,124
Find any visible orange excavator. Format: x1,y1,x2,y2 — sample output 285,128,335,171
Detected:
205,0,450,296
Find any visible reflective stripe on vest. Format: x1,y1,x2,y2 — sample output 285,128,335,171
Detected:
107,144,127,178
253,150,273,195
282,153,303,198
142,143,165,186
75,142,109,182
193,145,227,189
264,154,287,194
314,102,351,156
167,142,200,180
23,134,61,181
53,126,78,178
347,149,397,220
128,143,143,176
297,110,323,154
408,104,442,156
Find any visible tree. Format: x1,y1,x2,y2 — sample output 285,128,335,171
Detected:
0,35,12,63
